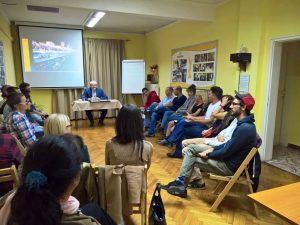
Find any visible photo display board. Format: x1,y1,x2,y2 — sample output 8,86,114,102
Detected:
171,41,217,88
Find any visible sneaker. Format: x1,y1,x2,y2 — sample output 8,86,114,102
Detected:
157,139,170,146
187,180,206,189
167,184,187,198
161,180,181,190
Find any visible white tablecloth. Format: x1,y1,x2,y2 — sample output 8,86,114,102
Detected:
72,99,122,112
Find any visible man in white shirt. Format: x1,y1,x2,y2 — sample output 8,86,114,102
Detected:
164,86,223,158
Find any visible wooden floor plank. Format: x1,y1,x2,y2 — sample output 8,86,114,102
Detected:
72,119,299,225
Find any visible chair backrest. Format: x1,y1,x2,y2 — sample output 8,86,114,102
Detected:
11,134,26,157
0,165,20,188
96,164,147,225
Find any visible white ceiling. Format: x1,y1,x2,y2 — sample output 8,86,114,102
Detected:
0,0,227,34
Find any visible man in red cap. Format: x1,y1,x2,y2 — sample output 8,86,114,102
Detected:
163,91,256,198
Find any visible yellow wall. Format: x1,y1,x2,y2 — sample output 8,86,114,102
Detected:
0,13,16,88
145,0,300,135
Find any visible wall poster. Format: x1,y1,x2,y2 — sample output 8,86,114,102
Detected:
0,41,6,87
171,41,217,88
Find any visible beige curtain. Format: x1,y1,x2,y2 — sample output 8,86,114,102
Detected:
53,38,125,119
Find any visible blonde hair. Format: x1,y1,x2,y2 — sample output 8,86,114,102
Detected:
44,114,70,135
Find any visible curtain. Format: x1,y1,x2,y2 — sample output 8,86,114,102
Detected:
52,38,125,119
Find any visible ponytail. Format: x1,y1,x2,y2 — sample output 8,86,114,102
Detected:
8,135,82,225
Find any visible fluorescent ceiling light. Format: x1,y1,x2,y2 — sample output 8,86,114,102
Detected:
86,11,105,28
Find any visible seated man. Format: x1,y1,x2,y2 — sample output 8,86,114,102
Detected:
82,80,108,126
160,86,223,158
144,86,174,130
146,86,186,137
161,84,197,131
142,87,160,111
163,91,256,198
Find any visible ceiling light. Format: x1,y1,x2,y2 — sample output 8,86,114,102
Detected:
86,11,105,28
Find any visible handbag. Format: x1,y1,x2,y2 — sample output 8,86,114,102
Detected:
148,183,167,225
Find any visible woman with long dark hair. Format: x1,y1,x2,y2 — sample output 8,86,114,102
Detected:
0,135,115,225
105,104,153,225
105,104,153,169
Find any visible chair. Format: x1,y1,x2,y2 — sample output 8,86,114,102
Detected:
96,164,147,225
207,147,259,217
0,165,20,189
11,134,26,157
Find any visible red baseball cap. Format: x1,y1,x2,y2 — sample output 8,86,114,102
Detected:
234,91,255,111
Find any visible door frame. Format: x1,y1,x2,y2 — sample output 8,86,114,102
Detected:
261,35,300,160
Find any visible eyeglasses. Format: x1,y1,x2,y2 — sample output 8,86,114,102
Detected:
231,102,241,106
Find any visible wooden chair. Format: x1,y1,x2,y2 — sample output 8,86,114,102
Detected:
11,134,26,157
96,164,147,225
0,165,20,189
132,165,147,225
208,147,259,217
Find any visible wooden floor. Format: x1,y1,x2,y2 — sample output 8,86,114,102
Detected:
72,118,300,225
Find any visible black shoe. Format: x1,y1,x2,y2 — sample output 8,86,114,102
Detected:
187,180,206,189
145,133,155,137
98,121,104,126
167,184,187,198
89,121,94,127
167,152,182,158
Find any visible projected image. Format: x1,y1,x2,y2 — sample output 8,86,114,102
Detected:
31,40,76,71
19,26,84,88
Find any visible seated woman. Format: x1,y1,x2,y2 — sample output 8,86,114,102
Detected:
0,135,116,225
5,92,38,149
44,113,90,163
105,104,153,225
165,94,206,138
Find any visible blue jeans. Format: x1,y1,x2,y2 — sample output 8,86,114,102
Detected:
161,111,174,129
148,106,171,135
144,102,159,129
162,113,183,132
167,119,208,156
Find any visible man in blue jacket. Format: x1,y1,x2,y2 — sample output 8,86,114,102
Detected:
81,80,108,126
163,91,256,198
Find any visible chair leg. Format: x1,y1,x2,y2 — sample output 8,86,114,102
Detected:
245,170,260,218
210,175,241,212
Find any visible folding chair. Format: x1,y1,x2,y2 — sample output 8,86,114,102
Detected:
208,147,259,217
11,134,26,157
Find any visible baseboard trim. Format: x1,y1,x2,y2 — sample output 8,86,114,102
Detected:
288,143,300,150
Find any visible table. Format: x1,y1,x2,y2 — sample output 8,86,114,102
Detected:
72,99,122,128
248,182,300,225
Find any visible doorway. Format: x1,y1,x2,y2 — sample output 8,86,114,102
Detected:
262,36,300,176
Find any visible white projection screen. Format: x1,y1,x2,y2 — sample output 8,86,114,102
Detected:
18,26,85,88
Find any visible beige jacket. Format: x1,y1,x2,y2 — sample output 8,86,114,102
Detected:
97,165,147,225
105,139,153,169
